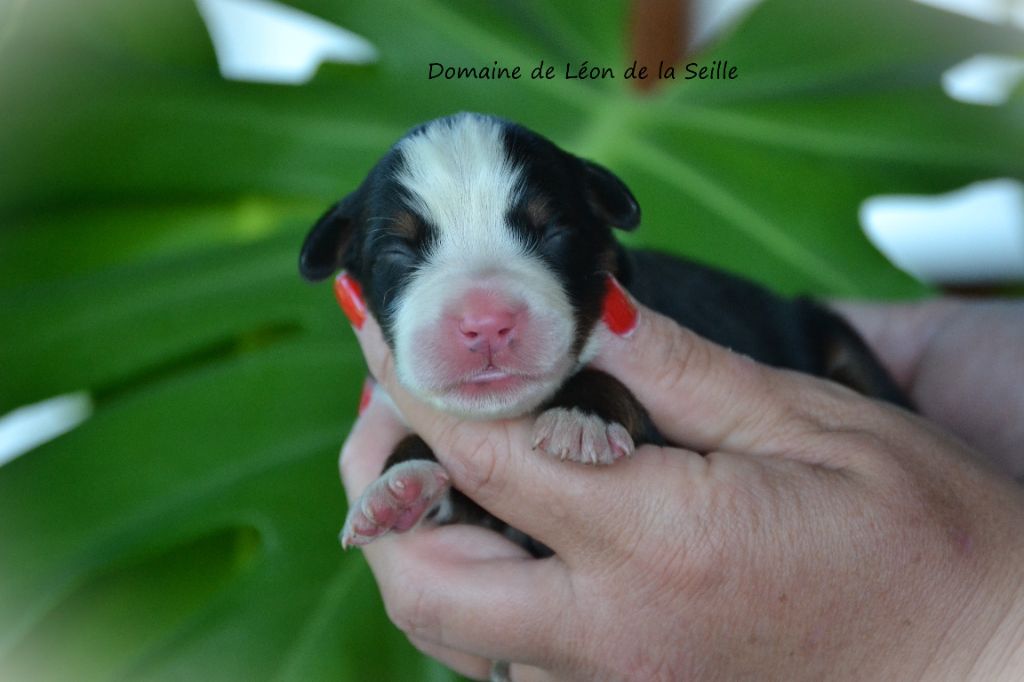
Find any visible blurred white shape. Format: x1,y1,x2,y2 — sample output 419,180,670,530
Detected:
861,179,1024,284
0,392,93,467
692,0,1024,46
943,54,1024,105
912,0,1016,23
691,0,761,48
195,0,378,85
1014,1,1024,27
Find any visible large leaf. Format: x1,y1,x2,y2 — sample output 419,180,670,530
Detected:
1,0,1020,679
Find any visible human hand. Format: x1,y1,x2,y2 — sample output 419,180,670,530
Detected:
833,299,1024,479
341,295,1024,681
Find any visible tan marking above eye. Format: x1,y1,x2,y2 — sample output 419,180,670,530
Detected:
391,211,421,240
526,197,551,228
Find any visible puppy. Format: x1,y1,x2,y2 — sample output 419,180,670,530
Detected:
299,110,908,567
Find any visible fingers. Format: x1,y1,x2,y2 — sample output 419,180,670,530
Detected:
351,312,696,553
339,380,409,502
830,299,959,389
406,636,492,680
590,296,870,460
362,526,570,666
342,385,570,672
339,397,496,677
833,299,1024,475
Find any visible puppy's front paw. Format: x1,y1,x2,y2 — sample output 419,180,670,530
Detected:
341,460,450,549
531,407,634,465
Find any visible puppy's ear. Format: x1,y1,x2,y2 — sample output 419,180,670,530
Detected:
299,195,359,282
582,160,641,230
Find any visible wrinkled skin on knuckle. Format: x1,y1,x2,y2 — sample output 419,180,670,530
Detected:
442,425,511,500
798,431,975,602
821,429,896,477
598,453,726,587
574,547,707,682
574,450,680,566
620,650,681,682
650,323,710,400
740,369,821,441
578,486,724,674
383,575,442,642
866,436,975,553
565,626,678,682
763,374,902,470
546,632,597,682
737,397,811,454
658,455,810,598
803,378,893,435
774,412,870,471
828,410,950,486
576,455,900,681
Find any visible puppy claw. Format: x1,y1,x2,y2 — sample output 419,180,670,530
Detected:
532,407,634,466
607,422,635,460
340,460,450,549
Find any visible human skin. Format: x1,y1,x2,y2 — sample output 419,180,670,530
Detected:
340,293,1024,681
833,299,1024,480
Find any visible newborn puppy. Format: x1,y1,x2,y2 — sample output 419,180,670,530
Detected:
299,112,908,556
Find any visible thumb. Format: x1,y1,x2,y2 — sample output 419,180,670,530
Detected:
590,281,859,458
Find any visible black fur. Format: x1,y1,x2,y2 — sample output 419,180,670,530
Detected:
621,250,909,406
301,113,910,561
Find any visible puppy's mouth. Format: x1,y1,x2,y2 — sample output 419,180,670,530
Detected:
464,367,522,384
418,360,571,419
391,270,579,418
450,366,544,394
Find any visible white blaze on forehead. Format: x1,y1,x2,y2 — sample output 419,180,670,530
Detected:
388,114,579,417
396,114,525,261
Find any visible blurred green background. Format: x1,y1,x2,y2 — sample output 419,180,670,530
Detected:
0,0,1021,680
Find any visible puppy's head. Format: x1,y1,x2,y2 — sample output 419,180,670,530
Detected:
300,113,640,418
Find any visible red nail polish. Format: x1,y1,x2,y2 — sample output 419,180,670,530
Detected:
358,376,375,415
334,273,366,330
602,276,638,336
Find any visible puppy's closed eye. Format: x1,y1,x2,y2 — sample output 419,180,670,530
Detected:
302,111,910,682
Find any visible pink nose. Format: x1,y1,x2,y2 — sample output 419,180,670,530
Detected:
455,294,520,353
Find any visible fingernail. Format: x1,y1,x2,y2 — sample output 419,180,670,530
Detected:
334,272,366,330
358,376,374,415
602,275,638,336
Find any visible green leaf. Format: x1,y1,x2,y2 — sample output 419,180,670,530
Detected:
1,0,1019,680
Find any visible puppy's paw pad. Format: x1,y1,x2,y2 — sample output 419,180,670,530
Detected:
532,407,635,465
341,460,450,549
